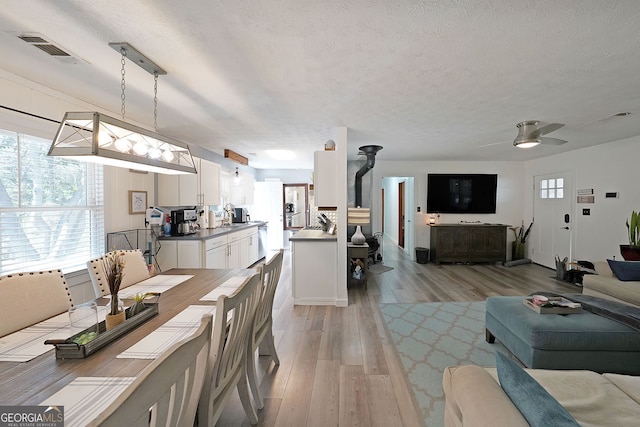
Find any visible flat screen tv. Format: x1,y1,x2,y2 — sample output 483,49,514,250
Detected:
427,174,497,214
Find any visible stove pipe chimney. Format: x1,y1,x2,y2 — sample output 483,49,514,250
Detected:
355,145,383,207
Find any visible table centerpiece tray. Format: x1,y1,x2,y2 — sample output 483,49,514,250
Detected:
523,296,582,314
45,294,160,359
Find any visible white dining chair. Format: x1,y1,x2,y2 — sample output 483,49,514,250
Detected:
87,314,213,427
0,269,73,337
247,249,284,409
198,273,262,426
87,249,150,298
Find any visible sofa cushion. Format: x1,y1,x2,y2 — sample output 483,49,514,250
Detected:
486,367,640,426
443,365,529,427
607,259,640,281
496,351,579,426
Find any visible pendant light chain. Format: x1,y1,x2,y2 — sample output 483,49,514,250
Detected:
120,47,127,120
153,71,159,132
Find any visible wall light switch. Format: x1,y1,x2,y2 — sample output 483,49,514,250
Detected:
582,208,590,215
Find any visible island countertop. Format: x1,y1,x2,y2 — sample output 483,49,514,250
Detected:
289,229,337,241
159,221,265,241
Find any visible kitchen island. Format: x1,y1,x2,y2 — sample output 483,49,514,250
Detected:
289,228,338,305
157,222,265,270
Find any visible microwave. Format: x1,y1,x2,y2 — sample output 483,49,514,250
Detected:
232,208,248,223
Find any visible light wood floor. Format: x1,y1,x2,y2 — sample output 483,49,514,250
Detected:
217,236,580,426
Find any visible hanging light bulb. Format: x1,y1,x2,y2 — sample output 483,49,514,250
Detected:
114,138,132,152
162,149,175,162
234,166,240,184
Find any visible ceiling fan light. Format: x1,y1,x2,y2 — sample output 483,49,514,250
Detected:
514,139,540,148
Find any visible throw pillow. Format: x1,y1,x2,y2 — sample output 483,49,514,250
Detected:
607,259,640,281
496,352,579,427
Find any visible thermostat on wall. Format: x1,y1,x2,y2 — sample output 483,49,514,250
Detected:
605,192,619,198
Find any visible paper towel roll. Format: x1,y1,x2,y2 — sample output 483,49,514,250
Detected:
208,210,216,228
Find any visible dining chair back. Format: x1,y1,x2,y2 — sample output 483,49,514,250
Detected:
87,314,213,427
87,249,150,297
0,269,73,337
247,249,284,409
199,273,261,426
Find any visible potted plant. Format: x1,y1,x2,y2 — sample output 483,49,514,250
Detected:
510,219,534,260
104,250,126,330
620,210,640,261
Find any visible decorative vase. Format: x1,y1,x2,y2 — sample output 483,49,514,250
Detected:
105,294,125,331
511,241,525,260
351,225,366,245
105,310,126,330
620,245,640,261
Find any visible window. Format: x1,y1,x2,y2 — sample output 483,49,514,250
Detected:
540,177,564,199
0,129,104,275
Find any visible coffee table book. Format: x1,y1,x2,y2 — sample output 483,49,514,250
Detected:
523,297,583,314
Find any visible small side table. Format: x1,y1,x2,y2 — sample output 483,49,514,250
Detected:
347,242,369,290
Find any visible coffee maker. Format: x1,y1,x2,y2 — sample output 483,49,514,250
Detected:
171,209,197,235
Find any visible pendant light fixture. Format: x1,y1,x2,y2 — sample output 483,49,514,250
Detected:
48,43,196,175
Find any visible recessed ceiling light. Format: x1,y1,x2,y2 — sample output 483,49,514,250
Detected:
266,150,296,160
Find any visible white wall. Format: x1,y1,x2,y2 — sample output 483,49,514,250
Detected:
372,161,525,256
524,136,640,262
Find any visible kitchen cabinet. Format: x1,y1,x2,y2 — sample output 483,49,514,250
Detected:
157,240,203,270
248,229,259,265
177,240,202,268
202,226,259,269
314,151,338,207
156,240,177,272
429,224,507,265
205,235,228,269
290,229,338,305
157,157,221,207
222,171,255,206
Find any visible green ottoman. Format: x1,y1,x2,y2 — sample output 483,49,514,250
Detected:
485,296,640,374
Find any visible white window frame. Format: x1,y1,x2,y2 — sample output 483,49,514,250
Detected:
539,177,564,200
0,129,104,275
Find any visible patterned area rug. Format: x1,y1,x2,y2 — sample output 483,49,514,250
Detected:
379,301,500,426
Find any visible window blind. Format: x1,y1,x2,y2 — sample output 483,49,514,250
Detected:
0,129,104,275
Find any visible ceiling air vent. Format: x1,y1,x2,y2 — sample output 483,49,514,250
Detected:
17,33,85,63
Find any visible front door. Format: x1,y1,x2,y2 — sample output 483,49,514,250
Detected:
531,172,573,269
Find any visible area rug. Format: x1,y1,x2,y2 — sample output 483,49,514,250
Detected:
379,301,500,426
368,263,394,274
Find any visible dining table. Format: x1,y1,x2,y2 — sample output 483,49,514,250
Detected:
0,268,256,410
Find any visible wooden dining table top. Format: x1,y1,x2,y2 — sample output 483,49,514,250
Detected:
0,268,256,406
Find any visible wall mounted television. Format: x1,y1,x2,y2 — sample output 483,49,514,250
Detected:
427,174,497,214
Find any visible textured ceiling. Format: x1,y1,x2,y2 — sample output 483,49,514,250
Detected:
1,1,640,169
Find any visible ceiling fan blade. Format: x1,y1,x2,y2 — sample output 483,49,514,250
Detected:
478,140,509,148
540,137,567,145
537,123,565,135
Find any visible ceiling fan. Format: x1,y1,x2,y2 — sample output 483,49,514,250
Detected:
513,120,567,148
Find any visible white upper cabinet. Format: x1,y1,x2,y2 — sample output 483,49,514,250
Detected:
222,170,255,206
314,150,338,207
158,157,221,207
199,159,221,206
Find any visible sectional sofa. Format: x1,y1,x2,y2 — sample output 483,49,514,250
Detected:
443,259,640,426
